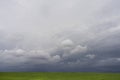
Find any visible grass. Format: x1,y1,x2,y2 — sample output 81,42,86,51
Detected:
0,72,120,80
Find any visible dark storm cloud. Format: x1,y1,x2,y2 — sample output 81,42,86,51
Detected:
0,0,120,72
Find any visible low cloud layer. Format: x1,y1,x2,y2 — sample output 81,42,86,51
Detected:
0,0,120,72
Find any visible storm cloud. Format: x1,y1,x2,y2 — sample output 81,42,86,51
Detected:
0,0,120,72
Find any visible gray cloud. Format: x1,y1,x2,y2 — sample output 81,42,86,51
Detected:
0,0,120,72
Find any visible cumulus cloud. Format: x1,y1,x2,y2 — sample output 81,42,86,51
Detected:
60,39,74,48
55,39,88,58
71,45,87,54
0,39,87,67
85,54,95,59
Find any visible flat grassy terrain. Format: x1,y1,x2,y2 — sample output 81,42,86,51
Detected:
0,72,120,80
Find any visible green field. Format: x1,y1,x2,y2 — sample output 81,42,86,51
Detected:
0,72,120,80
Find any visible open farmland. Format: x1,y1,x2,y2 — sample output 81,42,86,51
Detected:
0,72,120,80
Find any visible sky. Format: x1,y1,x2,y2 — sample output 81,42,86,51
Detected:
0,0,120,72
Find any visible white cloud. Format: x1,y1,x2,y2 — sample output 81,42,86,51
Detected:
60,39,75,51
55,39,88,57
61,39,74,47
85,54,95,59
50,55,61,63
71,45,87,54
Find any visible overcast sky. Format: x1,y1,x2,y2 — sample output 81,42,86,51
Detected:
0,0,120,72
